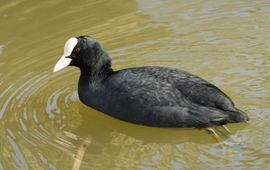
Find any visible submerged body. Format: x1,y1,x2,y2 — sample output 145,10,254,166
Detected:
54,36,249,128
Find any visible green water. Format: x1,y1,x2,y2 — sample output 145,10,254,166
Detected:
0,0,270,169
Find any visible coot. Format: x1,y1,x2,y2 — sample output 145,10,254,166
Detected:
53,36,249,128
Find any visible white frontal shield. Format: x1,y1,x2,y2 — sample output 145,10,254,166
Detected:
53,37,78,72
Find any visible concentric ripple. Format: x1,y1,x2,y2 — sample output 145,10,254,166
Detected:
0,67,86,169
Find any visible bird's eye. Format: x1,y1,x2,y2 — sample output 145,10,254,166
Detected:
75,47,80,53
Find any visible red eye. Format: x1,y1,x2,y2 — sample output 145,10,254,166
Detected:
75,47,80,53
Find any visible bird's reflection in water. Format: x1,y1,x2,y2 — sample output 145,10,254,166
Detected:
61,101,248,169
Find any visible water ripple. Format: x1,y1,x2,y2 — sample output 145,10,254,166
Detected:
7,135,29,170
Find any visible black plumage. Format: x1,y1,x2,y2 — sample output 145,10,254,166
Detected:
59,36,249,128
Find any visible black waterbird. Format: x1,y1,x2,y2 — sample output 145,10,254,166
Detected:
53,36,249,129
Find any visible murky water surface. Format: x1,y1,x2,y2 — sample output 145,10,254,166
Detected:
1,0,270,169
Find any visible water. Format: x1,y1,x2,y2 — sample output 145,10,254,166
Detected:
0,0,270,169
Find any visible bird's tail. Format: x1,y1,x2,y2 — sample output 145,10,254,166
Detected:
228,108,249,123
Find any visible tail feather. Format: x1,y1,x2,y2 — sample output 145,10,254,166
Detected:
227,108,249,123
187,105,249,128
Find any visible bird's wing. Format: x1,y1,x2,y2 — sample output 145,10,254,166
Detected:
130,66,237,112
109,67,235,110
178,82,236,112
107,69,183,106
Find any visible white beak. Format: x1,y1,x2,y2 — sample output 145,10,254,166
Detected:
53,37,78,72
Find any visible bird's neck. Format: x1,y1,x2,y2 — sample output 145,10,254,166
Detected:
79,60,113,84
